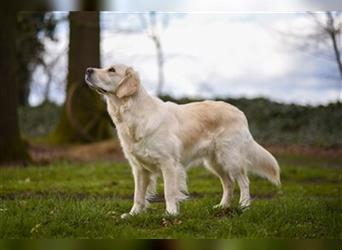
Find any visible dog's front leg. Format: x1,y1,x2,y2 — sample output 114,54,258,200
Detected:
121,165,150,219
161,161,179,216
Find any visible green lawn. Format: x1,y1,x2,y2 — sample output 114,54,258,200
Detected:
0,154,341,239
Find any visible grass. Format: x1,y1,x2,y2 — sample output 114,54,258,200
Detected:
0,154,341,239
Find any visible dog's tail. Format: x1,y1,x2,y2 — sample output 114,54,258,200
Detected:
247,140,281,186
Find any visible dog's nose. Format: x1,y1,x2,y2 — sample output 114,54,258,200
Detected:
86,68,94,75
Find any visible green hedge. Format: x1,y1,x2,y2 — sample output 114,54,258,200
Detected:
19,102,60,138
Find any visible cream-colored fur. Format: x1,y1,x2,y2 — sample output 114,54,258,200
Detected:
85,64,281,218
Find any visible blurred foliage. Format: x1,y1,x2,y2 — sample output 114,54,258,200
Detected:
16,12,57,106
19,102,60,138
18,97,342,147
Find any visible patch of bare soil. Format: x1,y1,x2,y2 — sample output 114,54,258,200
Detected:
266,144,342,158
29,140,342,165
29,140,125,165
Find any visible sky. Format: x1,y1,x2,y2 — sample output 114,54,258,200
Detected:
30,12,342,106
52,0,342,11
114,0,341,12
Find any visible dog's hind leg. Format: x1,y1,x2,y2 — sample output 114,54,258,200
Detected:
215,172,234,209
177,166,189,202
146,173,158,201
236,172,250,208
160,159,182,215
214,136,252,209
204,159,234,209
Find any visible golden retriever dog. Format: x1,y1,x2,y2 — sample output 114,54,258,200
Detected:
85,64,280,218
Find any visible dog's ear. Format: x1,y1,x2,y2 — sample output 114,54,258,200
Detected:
115,67,139,98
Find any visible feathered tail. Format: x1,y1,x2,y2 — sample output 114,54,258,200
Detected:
247,140,281,186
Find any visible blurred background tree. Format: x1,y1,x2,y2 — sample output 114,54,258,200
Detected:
308,12,342,101
16,12,57,106
53,7,111,143
141,11,166,96
111,11,169,96
282,11,342,102
0,12,29,165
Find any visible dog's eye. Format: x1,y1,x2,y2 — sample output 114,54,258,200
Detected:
108,67,116,73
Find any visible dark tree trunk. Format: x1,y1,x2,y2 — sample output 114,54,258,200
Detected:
53,12,111,143
0,12,29,165
81,0,102,10
17,74,30,106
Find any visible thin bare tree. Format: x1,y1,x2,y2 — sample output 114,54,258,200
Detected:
325,12,342,88
41,48,67,102
108,12,168,96
304,12,341,101
276,12,342,102
140,12,165,96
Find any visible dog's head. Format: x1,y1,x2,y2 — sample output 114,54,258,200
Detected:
85,64,139,98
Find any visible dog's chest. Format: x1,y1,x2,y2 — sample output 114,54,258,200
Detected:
117,125,161,169
130,142,161,172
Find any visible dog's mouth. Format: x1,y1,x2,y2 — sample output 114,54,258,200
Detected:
85,75,108,95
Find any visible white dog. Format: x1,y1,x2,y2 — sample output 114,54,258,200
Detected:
85,64,280,218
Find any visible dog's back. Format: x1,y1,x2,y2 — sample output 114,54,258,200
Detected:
172,100,248,147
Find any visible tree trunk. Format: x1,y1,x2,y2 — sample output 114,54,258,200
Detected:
327,12,342,102
81,0,102,10
330,31,342,102
0,12,29,165
53,12,111,143
153,35,165,97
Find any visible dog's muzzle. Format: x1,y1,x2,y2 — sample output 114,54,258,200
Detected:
84,68,108,95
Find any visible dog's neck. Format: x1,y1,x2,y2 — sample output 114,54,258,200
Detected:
105,84,159,124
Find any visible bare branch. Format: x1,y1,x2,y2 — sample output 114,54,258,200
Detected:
41,47,67,102
280,12,342,101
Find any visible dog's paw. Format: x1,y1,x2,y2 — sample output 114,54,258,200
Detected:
165,209,179,217
120,213,131,219
165,203,179,216
213,204,230,209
